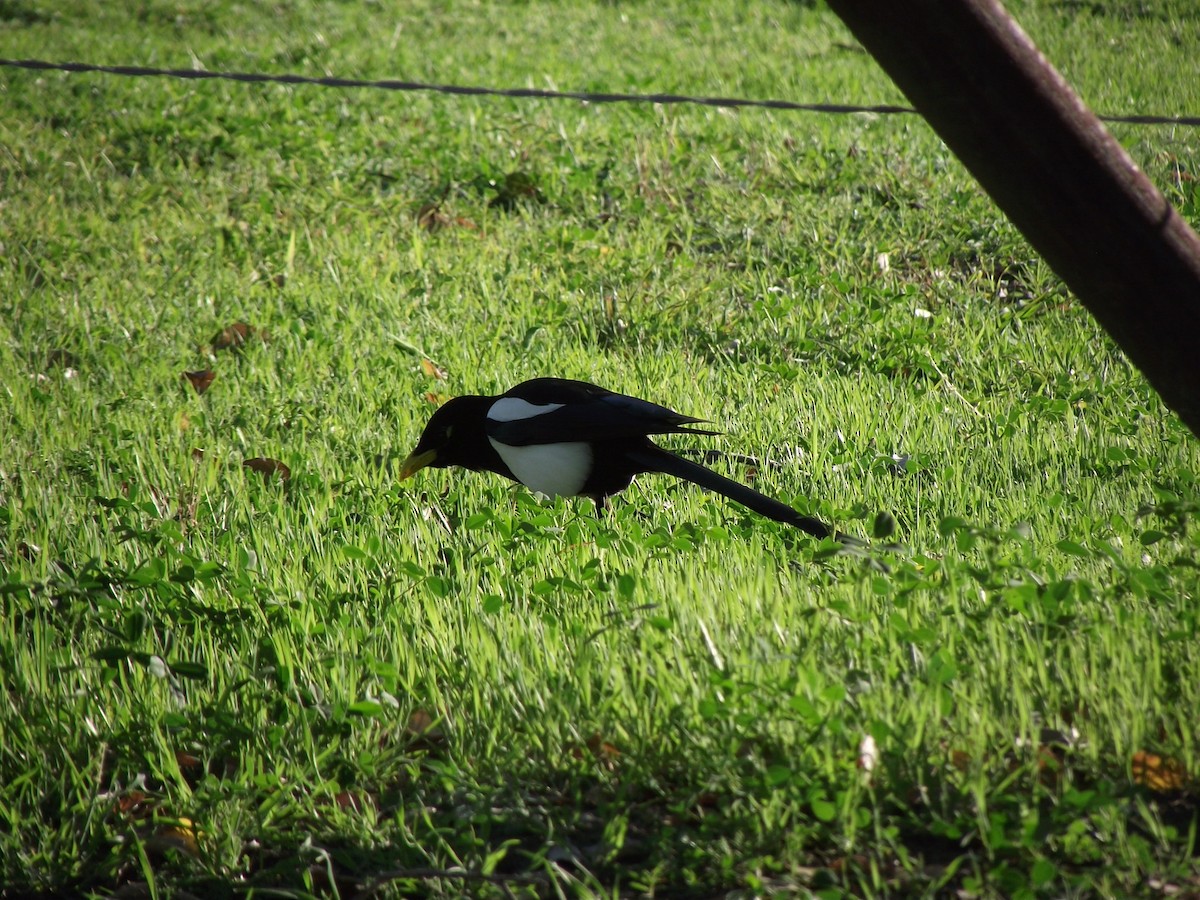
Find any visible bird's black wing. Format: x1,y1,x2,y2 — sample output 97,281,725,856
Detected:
486,378,719,447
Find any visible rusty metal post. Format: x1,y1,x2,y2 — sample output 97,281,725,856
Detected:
827,0,1200,438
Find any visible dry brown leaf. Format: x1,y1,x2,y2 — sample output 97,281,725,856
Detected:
403,708,447,752
417,201,476,231
1132,750,1188,792
112,790,155,820
948,748,972,772
332,790,377,813
407,709,432,734
424,391,450,406
420,358,448,380
417,201,450,231
243,458,291,481
175,751,202,773
183,370,216,395
570,732,620,770
212,321,265,351
406,708,437,737
586,732,621,761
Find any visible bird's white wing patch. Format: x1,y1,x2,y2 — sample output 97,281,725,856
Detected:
487,398,566,422
488,438,592,497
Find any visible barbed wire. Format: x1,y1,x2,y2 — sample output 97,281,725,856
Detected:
0,58,914,115
4,58,1198,126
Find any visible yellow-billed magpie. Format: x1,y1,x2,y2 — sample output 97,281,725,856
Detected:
399,377,844,540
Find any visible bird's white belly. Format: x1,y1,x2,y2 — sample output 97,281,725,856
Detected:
488,438,592,497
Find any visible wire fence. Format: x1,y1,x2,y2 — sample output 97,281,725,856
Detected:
3,57,1198,127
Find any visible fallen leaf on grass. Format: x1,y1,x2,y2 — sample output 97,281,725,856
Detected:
175,751,202,774
403,708,447,752
417,199,478,232
112,790,156,819
243,458,291,481
570,732,621,770
948,748,972,773
212,321,265,351
587,733,621,763
331,790,378,813
1133,750,1188,792
417,201,448,231
182,370,216,394
407,708,436,735
425,391,450,406
420,202,475,230
420,358,448,380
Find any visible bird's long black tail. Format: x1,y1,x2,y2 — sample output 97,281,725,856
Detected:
627,445,856,543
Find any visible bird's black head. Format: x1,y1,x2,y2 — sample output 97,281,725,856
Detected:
399,394,498,479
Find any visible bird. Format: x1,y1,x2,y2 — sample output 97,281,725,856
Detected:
399,377,848,541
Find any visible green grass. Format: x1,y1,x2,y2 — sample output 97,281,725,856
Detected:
2,0,1200,896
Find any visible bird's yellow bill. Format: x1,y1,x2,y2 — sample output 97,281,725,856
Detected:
398,449,437,481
